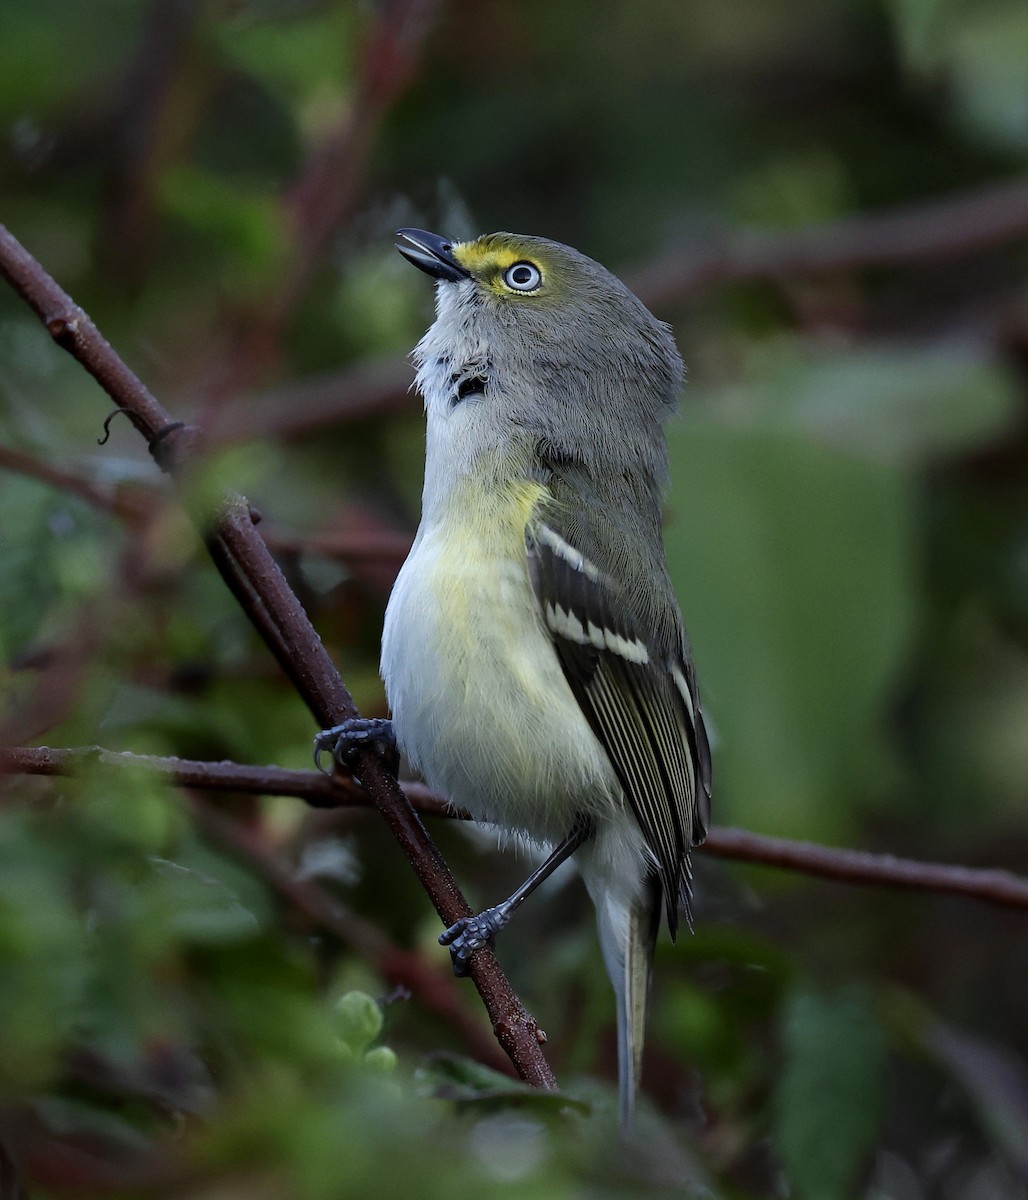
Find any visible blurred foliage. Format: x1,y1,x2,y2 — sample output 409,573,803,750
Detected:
2,0,1028,1196
774,984,887,1199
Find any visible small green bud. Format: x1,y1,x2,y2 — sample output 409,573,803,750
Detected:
333,990,383,1053
362,1046,398,1073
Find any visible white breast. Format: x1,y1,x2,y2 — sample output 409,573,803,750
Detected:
381,498,621,845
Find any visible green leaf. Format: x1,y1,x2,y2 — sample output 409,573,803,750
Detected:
0,813,86,1090
731,148,851,229
774,983,887,1200
158,166,286,288
415,1053,591,1115
948,1,1028,153
0,3,136,120
922,1019,1028,1172
216,6,355,109
362,1046,399,1073
146,856,263,945
332,990,383,1054
666,423,916,839
884,0,947,73
699,340,1019,467
0,474,112,656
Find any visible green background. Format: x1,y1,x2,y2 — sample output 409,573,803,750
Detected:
2,0,1028,1195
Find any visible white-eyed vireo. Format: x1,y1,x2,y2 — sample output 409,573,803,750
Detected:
319,229,711,1127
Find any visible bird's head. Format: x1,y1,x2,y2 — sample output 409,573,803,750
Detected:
396,228,683,476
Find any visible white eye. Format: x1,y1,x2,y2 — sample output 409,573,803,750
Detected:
503,261,542,291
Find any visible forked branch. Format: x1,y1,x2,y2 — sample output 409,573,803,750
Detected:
6,746,1027,912
0,222,555,1091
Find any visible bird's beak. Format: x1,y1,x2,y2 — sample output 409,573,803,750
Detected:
395,228,470,282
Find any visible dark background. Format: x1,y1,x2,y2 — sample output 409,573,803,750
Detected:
2,0,1028,1196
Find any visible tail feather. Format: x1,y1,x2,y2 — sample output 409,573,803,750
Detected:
594,877,662,1129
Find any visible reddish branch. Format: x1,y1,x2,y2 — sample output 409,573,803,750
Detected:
629,175,1028,310
0,221,555,1091
0,744,509,1071
197,0,446,406
6,746,1028,912
0,442,409,573
264,526,412,569
1,745,451,815
190,799,514,1075
99,0,205,289
700,826,1028,910
281,0,444,318
6,176,1028,1089
0,445,156,523
198,175,1028,448
205,358,416,447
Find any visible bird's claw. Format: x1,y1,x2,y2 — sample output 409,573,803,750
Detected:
313,717,398,778
439,905,509,976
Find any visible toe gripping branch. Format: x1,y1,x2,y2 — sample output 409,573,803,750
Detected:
314,717,399,779
439,816,594,976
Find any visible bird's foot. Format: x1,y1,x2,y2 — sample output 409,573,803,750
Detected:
439,902,513,976
313,717,398,778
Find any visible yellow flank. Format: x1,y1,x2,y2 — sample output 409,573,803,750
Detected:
389,458,615,833
453,474,548,544
422,474,554,706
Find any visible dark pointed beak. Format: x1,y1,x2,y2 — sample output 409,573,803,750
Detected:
395,228,470,283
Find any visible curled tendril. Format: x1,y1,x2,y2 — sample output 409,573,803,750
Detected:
97,407,136,445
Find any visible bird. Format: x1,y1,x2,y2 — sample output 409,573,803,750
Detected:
317,227,711,1128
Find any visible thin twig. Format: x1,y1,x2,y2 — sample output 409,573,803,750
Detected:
263,526,412,569
629,175,1028,310
98,0,205,288
0,444,156,523
200,177,1028,450
0,222,555,1091
0,745,452,815
0,745,505,1069
0,231,170,442
700,826,1028,910
189,798,514,1075
205,358,415,447
279,0,444,318
195,0,446,408
6,746,1027,911
0,444,409,572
